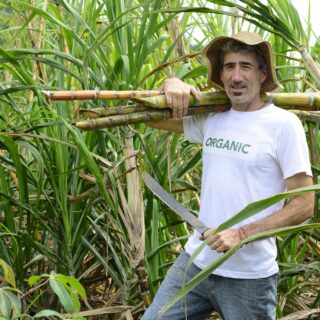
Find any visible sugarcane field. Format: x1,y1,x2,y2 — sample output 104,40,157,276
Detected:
1,0,320,319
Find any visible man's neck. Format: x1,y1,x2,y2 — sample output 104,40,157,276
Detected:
231,99,267,112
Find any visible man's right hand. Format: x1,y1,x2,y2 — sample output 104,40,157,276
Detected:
163,77,200,118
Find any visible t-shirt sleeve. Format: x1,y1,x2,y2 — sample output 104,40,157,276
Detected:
276,115,312,179
183,113,210,143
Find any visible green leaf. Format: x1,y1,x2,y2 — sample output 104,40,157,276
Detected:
215,184,320,234
28,275,42,287
0,291,10,319
49,276,74,313
181,66,207,80
159,223,320,316
2,291,21,317
187,184,320,273
55,274,86,299
0,288,21,318
0,259,16,288
33,310,64,319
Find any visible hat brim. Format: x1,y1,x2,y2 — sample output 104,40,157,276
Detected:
202,34,282,93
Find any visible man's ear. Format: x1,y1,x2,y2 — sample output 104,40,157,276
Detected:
260,69,267,83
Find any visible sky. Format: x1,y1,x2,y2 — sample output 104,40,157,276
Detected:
291,0,319,40
191,1,320,46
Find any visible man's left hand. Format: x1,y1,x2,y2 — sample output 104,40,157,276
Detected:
199,228,241,253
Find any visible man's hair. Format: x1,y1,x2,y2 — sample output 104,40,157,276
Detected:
219,39,267,71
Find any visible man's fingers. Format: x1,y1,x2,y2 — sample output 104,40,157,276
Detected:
172,92,186,118
182,92,189,116
201,228,216,240
172,94,179,118
162,78,199,119
210,240,229,253
190,87,201,106
201,228,241,253
166,93,173,109
209,241,220,251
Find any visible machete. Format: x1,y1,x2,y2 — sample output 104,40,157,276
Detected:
142,171,209,235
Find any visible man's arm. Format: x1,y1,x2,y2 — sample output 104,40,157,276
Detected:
146,118,184,133
201,172,314,253
145,77,200,133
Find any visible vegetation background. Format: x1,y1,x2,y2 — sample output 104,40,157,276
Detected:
0,0,320,319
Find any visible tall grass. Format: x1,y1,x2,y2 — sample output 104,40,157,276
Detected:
0,0,319,318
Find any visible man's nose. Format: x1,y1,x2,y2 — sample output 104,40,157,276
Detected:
231,66,243,82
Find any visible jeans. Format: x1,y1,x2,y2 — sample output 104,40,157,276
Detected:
142,251,278,320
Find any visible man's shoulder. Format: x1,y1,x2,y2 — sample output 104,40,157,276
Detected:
268,104,300,123
187,112,216,124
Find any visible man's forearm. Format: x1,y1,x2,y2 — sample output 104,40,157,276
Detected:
242,192,314,238
145,119,184,133
202,174,314,253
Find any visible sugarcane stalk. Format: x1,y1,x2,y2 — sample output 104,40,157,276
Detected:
133,91,229,109
80,104,230,119
263,92,320,109
42,90,162,101
135,91,320,109
290,110,320,122
79,105,150,119
299,46,320,87
75,108,320,131
74,104,230,130
74,111,171,130
44,90,320,110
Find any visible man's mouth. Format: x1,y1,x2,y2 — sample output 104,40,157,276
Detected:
230,85,246,96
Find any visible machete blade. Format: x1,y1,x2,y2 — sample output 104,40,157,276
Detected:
142,171,209,235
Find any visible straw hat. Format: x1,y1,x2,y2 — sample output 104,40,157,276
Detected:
202,31,282,92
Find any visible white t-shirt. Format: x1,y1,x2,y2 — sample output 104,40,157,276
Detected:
183,105,312,279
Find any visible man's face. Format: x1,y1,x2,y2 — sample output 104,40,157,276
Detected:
220,51,266,107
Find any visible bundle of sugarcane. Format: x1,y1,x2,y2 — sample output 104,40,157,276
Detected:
42,90,320,130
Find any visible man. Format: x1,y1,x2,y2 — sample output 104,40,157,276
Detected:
142,31,314,320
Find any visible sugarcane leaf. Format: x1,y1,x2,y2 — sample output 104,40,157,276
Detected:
156,16,187,63
215,184,320,233
147,234,190,259
0,136,29,223
59,118,116,213
18,231,63,267
147,35,169,57
182,66,207,80
33,57,85,84
86,216,127,284
121,54,130,78
159,223,320,316
187,184,320,271
14,0,74,35
3,49,104,87
0,48,34,85
0,85,49,96
176,148,202,178
0,166,15,234
158,183,320,315
81,235,123,288
173,179,198,192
